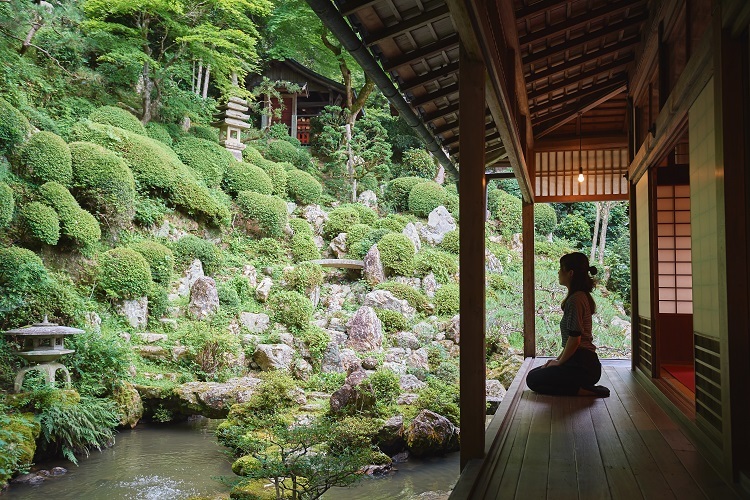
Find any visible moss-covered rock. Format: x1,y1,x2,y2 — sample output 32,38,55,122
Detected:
323,206,360,240
375,281,430,314
128,240,174,286
377,233,415,276
236,191,288,238
19,201,60,245
223,161,273,196
173,136,235,188
0,97,31,156
0,412,41,484
171,175,230,225
286,169,322,205
408,181,446,218
0,182,14,228
89,105,145,134
267,290,313,332
18,131,72,185
99,247,153,299
38,181,101,248
112,382,144,428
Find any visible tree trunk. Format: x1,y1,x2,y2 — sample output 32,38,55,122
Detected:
20,13,43,55
202,65,210,99
196,60,203,96
345,121,356,202
140,62,153,125
598,202,612,266
191,60,196,93
591,202,602,262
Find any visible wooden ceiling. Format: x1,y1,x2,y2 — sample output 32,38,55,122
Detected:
335,0,648,166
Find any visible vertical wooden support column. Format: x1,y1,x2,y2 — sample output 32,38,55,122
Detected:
522,199,535,358
291,94,299,141
459,44,486,471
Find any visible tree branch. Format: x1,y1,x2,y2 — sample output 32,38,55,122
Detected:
0,26,77,78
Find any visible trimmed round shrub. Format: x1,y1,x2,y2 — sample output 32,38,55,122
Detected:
349,228,392,259
19,131,72,185
263,140,309,169
413,248,458,283
69,141,135,226
236,191,288,238
217,281,240,311
0,183,14,228
188,125,218,142
408,181,446,218
171,177,230,225
171,235,222,275
487,187,502,216
346,223,371,248
267,290,313,332
374,281,430,313
288,218,314,237
494,190,522,235
284,262,324,294
375,308,409,333
255,237,284,263
255,158,288,197
377,233,415,276
444,194,459,219
555,213,591,249
440,229,459,254
287,169,322,205
223,162,273,196
99,247,152,299
147,282,169,319
291,232,319,262
88,106,144,134
401,148,436,179
38,182,101,248
242,145,264,164
534,203,557,235
434,283,459,316
128,240,174,285
323,206,360,239
374,213,411,232
20,202,60,245
339,203,377,226
0,97,31,156
385,176,424,211
145,122,173,145
173,136,235,188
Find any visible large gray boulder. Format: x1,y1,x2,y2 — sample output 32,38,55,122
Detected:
364,290,416,319
119,297,148,328
302,205,328,235
330,232,348,259
321,341,345,373
188,277,220,320
113,382,143,428
176,259,205,297
357,189,377,208
405,409,460,457
363,244,386,286
486,249,504,274
399,374,426,392
346,306,383,351
255,277,273,302
393,331,420,349
403,223,421,252
168,376,263,418
253,344,295,371
239,312,270,333
329,369,375,414
378,415,406,455
419,206,456,245
486,379,507,414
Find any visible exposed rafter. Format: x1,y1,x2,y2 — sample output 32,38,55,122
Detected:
383,33,459,71
422,102,459,122
527,52,635,85
399,61,459,91
364,4,451,46
339,0,379,16
410,82,459,106
515,0,569,20
527,57,634,100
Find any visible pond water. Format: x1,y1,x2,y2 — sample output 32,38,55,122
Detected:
4,418,459,500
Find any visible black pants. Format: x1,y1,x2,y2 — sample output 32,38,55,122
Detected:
526,349,602,396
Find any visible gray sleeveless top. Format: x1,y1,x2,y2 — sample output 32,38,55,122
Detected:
560,291,596,353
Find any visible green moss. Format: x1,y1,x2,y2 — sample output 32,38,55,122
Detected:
286,169,322,205
267,290,313,332
0,97,31,156
69,141,135,227
439,229,459,254
236,191,288,238
323,206,360,239
0,182,14,228
99,247,153,299
128,240,174,285
171,235,222,275
408,181,446,218
413,248,458,283
145,122,173,145
377,233,415,276
434,283,459,316
19,131,72,185
89,106,145,134
173,136,235,188
375,308,409,333
385,176,424,211
284,262,324,294
339,203,377,226
223,162,273,196
255,158,288,197
38,181,101,248
19,202,60,245
373,213,411,232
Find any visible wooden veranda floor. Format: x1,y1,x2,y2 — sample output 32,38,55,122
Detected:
451,359,748,500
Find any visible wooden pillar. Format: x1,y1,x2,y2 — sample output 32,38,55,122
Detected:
522,198,535,358
291,93,299,141
459,43,486,471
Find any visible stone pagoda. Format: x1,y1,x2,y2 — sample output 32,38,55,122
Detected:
213,96,251,160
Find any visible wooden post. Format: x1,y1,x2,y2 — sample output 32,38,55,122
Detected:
522,198,535,358
291,93,299,141
459,43,486,471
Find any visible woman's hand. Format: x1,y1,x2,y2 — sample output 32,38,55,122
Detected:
544,359,561,368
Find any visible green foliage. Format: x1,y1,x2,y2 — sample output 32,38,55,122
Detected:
286,168,322,205
400,148,436,179
173,136,235,188
170,176,230,225
255,158,288,197
367,369,401,409
147,282,169,320
373,213,410,232
555,213,591,249
385,176,424,211
605,232,631,306
254,237,284,264
133,195,171,227
263,139,310,169
408,181,446,218
223,162,273,196
440,229,459,254
349,228,392,259
67,330,134,396
304,372,346,393
377,233,415,276
413,248,458,283
434,283,460,316
88,106,145,134
0,182,14,228
323,206,360,239
0,410,38,483
487,273,512,292
284,262,324,294
345,223,371,248
415,378,460,425
0,97,31,156
18,131,73,186
297,325,330,363
145,122,173,145
236,191,288,238
98,247,153,300
173,322,242,379
339,203,377,226
291,232,319,262
288,217,313,237
375,308,409,333
69,141,136,227
38,181,101,248
494,190,522,236
267,290,313,333
534,203,557,235
242,145,264,165
20,202,60,245
188,125,219,142
375,281,430,314
128,240,174,285
218,281,241,311
172,235,222,275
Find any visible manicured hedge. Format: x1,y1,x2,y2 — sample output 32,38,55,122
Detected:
145,122,173,145
0,97,31,156
89,106,145,135
385,176,424,211
170,174,230,225
267,290,313,333
242,145,264,165
171,235,222,275
254,158,287,197
188,125,218,142
286,169,322,205
291,232,319,262
263,140,311,169
323,206,360,239
98,247,152,300
408,181,446,218
375,308,409,333
173,136,235,188
223,162,273,196
373,213,411,232
377,233,415,276
288,218,314,237
38,181,101,248
401,148,436,179
534,203,557,235
0,182,14,228
434,283,460,316
413,248,458,284
20,202,60,245
374,281,430,313
236,191,288,238
345,223,371,249
128,240,174,286
439,229,459,254
19,131,72,185
284,262,324,294
339,203,377,226
494,190,522,236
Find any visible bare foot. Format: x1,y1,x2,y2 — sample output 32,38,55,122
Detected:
577,385,610,397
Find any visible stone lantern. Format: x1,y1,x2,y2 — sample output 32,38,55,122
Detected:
4,316,83,393
213,96,251,160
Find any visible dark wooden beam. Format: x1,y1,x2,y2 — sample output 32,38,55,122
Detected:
383,33,460,71
522,197,535,358
422,102,459,122
411,83,459,106
528,57,634,100
365,4,451,46
535,134,628,151
519,0,646,47
526,45,636,86
458,44,486,471
340,0,378,16
515,0,570,20
399,61,459,91
446,130,500,149
532,75,627,113
485,172,515,180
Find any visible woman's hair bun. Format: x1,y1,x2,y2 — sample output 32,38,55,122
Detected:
589,265,598,275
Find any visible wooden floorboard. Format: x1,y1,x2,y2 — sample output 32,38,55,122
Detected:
516,393,552,499
493,390,536,499
547,396,578,500
570,395,610,499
